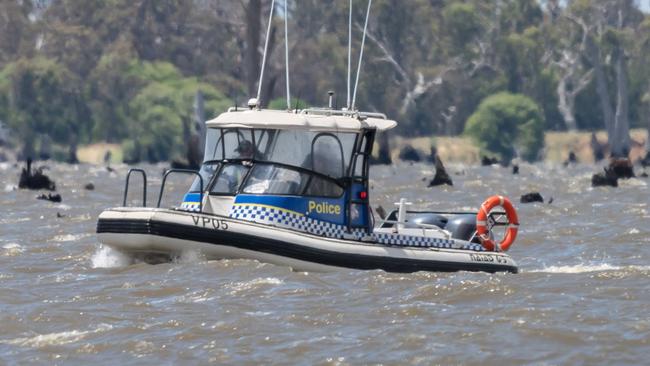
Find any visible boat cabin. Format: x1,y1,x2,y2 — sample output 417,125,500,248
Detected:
179,108,396,237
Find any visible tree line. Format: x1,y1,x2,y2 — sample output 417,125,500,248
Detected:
0,0,648,163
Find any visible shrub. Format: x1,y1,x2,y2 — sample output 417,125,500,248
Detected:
464,92,544,162
267,97,309,110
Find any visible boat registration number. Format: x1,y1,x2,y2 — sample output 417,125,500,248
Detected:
469,253,508,264
191,215,229,230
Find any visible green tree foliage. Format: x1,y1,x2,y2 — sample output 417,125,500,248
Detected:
442,3,482,51
464,92,544,162
0,1,649,162
122,61,229,163
0,57,88,158
0,1,34,68
267,97,310,110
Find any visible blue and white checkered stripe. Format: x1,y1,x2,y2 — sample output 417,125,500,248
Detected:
373,233,484,251
179,202,201,212
230,204,356,239
229,204,484,251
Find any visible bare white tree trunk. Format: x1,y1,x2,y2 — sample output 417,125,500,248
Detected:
363,29,449,116
567,12,616,142
364,26,493,121
570,2,635,157
551,18,593,132
588,39,616,141
611,49,631,156
555,61,593,131
556,76,577,131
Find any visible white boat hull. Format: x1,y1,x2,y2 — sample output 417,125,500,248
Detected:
97,208,518,273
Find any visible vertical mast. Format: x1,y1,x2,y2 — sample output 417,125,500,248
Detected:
347,0,352,110
351,0,372,111
284,0,291,110
256,0,276,107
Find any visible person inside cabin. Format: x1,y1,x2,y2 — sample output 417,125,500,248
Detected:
211,140,257,194
234,140,256,160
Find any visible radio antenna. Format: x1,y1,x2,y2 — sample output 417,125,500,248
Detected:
256,0,276,107
351,0,372,111
284,0,291,110
346,0,352,110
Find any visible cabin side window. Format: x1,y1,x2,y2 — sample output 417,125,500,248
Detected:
210,164,249,195
309,134,345,178
203,129,222,161
304,175,344,197
189,162,220,192
260,130,357,177
240,163,344,198
242,164,308,195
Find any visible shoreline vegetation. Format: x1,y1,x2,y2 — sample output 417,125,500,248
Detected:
1,2,649,168
393,129,649,165
28,128,646,166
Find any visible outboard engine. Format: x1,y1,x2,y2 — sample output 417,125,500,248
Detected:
380,210,479,243
445,214,479,243
408,213,448,229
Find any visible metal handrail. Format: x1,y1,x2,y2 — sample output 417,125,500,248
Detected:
222,107,389,121
378,211,509,242
123,169,147,207
385,209,507,217
300,108,388,120
157,169,204,212
375,219,452,239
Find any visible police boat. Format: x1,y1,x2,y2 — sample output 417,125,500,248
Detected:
96,105,520,273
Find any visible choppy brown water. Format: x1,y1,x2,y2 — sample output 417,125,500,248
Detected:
1,161,649,364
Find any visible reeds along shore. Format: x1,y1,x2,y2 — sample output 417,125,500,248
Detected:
388,129,650,165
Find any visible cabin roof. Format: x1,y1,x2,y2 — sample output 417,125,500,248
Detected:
205,108,397,132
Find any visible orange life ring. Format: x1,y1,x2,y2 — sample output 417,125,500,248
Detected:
476,195,519,252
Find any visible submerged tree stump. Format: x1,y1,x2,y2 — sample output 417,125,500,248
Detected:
481,155,499,166
37,193,62,203
375,205,387,220
427,146,437,164
591,157,635,187
398,144,421,162
428,155,453,186
609,157,634,178
370,132,392,165
592,168,618,187
520,192,543,203
563,151,577,167
590,133,606,162
18,158,56,191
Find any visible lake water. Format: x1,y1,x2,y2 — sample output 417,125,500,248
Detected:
1,161,648,364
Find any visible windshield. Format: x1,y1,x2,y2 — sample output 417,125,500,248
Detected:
189,162,219,192
203,128,357,178
210,164,250,195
